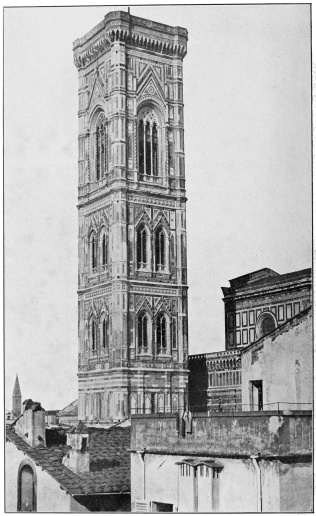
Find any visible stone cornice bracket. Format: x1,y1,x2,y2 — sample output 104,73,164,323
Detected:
73,35,111,69
73,10,188,69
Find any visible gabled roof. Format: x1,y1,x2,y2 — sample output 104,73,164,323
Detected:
58,399,78,417
6,425,131,496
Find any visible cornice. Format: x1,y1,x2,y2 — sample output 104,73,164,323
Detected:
222,279,311,303
73,11,188,70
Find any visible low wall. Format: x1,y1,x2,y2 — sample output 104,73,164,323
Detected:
131,411,312,458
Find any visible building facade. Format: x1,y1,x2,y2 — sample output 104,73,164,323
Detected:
73,11,189,423
188,267,311,413
130,412,312,512
189,350,242,413
222,267,311,350
241,306,312,411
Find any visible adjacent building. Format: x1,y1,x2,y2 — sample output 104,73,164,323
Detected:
189,267,312,413
130,410,312,513
58,399,79,426
222,267,311,350
241,306,312,412
6,400,131,512
74,10,190,423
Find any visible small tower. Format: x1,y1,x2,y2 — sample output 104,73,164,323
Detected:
12,374,22,418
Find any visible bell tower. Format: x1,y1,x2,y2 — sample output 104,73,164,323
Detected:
73,10,189,423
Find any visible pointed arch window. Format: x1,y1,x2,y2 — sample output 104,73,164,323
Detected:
138,312,148,354
102,318,109,354
137,225,148,269
157,313,167,355
102,233,108,266
90,233,97,271
155,228,166,272
95,113,107,181
138,109,159,177
91,319,97,352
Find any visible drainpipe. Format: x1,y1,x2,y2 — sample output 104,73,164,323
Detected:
251,455,262,512
137,450,146,499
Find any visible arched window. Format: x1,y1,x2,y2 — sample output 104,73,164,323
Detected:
138,109,159,177
18,462,36,512
157,314,167,354
137,226,148,269
256,312,277,339
138,313,148,353
95,113,107,181
155,228,166,272
91,319,97,352
102,317,109,353
101,233,108,266
171,318,177,349
90,233,97,271
261,314,276,336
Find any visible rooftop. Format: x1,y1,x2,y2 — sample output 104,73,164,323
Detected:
6,425,131,496
222,267,311,298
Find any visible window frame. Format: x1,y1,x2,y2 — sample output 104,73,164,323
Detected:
17,460,37,512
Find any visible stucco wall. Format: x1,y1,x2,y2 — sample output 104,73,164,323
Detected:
241,311,312,410
131,412,312,458
279,461,313,512
131,452,290,512
5,442,89,512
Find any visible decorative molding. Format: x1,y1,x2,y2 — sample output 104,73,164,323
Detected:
130,285,177,296
128,194,175,208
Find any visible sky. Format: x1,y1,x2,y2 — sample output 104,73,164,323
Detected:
4,3,312,410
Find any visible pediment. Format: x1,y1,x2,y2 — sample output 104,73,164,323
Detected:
137,68,165,103
88,75,105,111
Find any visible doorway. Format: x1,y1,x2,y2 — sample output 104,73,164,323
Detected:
250,380,263,411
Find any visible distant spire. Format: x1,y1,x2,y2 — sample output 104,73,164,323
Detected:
13,374,21,397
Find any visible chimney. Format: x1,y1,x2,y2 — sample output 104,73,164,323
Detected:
62,422,90,474
15,400,46,447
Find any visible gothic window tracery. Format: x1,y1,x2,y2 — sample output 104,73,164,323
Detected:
138,109,159,177
137,225,150,269
157,313,167,354
94,112,107,181
90,232,97,271
155,227,167,272
138,312,149,354
101,232,109,267
90,318,97,352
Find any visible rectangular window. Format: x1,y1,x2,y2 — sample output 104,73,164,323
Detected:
249,328,255,343
235,313,241,327
228,331,234,347
209,374,213,387
294,302,300,315
236,330,241,345
242,329,248,345
249,311,255,325
278,305,284,321
242,312,248,327
286,304,292,319
228,313,234,329
200,465,204,477
206,467,209,478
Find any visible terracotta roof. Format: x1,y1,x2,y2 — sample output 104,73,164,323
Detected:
6,425,131,495
58,399,78,417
